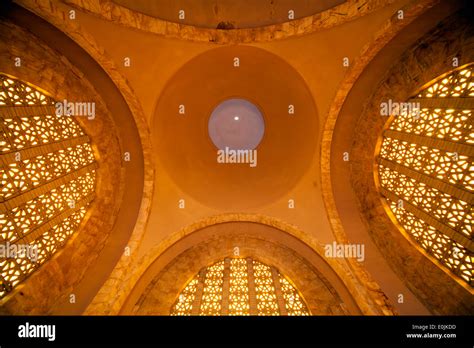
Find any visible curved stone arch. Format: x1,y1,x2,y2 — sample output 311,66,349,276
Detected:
319,0,443,315
321,0,439,247
349,12,474,314
55,0,398,44
0,19,124,313
14,0,154,180
373,62,474,286
10,0,156,314
109,214,395,316
3,2,159,313
132,234,347,315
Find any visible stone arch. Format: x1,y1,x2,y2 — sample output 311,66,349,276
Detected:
51,0,400,44
117,214,395,315
320,0,444,315
0,5,150,314
349,12,474,314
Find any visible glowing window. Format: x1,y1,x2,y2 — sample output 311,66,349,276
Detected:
377,64,474,286
171,257,310,316
0,74,97,298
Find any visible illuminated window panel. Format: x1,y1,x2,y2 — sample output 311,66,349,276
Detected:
172,278,199,316
1,115,85,153
253,261,279,316
199,261,224,316
228,258,250,316
1,171,96,243
171,258,310,316
1,143,95,200
388,200,472,283
417,66,474,98
380,138,472,191
377,65,474,286
388,109,473,144
0,74,97,298
0,75,53,106
279,276,309,316
379,165,472,236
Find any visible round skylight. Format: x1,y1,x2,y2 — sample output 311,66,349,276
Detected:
208,98,265,150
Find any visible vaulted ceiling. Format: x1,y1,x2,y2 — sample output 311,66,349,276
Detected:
112,0,345,28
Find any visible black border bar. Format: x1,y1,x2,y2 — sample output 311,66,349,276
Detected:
0,315,472,346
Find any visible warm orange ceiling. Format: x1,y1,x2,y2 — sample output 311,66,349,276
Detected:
112,0,345,29
153,45,318,209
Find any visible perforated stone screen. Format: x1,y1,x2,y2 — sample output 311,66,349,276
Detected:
0,74,97,298
171,257,310,316
377,65,474,286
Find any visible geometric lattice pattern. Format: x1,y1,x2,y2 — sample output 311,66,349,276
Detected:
388,108,473,144
199,261,224,315
379,139,472,191
228,258,250,315
417,66,474,98
0,74,96,298
377,65,474,286
378,166,472,237
0,75,52,107
1,143,95,200
1,114,86,153
171,258,310,316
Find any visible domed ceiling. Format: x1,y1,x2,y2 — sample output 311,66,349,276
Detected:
153,45,318,209
112,0,346,29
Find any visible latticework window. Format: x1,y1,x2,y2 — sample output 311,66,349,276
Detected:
377,64,474,286
0,74,97,298
171,257,310,316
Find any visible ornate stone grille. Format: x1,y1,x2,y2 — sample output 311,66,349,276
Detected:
377,64,474,286
0,74,97,298
171,257,310,316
